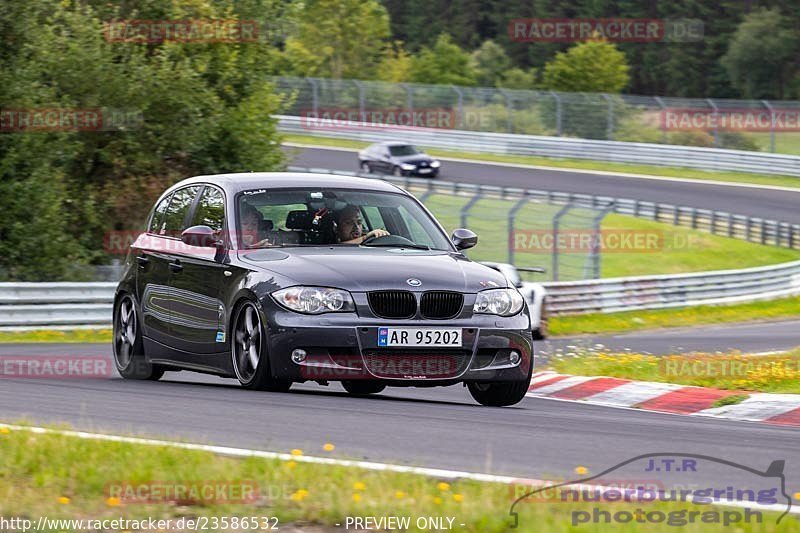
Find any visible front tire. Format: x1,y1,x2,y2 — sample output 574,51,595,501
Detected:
231,300,292,392
392,166,404,177
467,380,530,407
113,294,164,380
342,380,386,396
360,161,372,173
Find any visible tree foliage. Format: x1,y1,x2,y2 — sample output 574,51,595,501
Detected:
542,40,630,93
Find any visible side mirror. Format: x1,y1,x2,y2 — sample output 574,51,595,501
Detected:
451,228,477,250
181,225,221,248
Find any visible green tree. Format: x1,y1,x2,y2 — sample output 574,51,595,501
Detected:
721,8,799,99
375,41,413,82
542,40,630,93
470,40,511,86
285,0,391,78
408,34,477,85
498,68,538,90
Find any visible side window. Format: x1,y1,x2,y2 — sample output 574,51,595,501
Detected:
148,193,172,234
191,186,225,232
162,186,202,237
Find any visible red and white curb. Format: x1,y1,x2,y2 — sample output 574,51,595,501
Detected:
528,372,800,427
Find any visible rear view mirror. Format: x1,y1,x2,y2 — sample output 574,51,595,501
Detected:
451,228,477,250
181,225,220,248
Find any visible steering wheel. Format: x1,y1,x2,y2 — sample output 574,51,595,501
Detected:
361,234,416,246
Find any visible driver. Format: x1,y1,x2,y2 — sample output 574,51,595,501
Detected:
335,205,389,244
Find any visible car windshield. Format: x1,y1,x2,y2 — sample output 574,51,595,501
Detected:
237,188,452,251
388,144,419,156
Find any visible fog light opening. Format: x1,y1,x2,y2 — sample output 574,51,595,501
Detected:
509,350,521,365
291,349,307,363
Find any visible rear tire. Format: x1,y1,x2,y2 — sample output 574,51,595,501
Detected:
232,300,292,392
113,294,164,380
360,161,372,173
467,381,529,407
392,166,404,177
342,380,386,396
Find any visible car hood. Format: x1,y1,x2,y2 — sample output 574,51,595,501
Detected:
239,247,509,292
394,153,433,164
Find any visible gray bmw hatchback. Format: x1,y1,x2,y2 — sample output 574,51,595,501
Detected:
114,172,534,406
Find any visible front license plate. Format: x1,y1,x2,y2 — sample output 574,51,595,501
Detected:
418,168,432,173
377,328,461,347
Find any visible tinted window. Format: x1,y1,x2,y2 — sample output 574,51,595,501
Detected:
389,145,419,156
148,193,172,234
191,186,225,232
163,186,201,237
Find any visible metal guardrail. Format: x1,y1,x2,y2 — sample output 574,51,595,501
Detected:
0,283,116,327
277,115,800,177
287,167,800,250
3,259,799,327
537,260,800,316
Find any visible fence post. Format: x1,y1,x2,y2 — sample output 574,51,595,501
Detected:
451,85,464,129
508,197,530,265
401,83,414,115
550,91,562,136
762,100,776,153
588,202,615,279
353,80,365,120
460,190,484,230
308,78,319,115
602,93,614,140
552,203,572,281
499,88,514,132
707,98,720,148
654,96,667,144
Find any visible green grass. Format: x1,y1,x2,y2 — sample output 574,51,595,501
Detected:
0,328,112,343
1,425,794,532
549,295,800,337
711,394,750,408
403,192,800,281
547,349,800,394
283,134,800,190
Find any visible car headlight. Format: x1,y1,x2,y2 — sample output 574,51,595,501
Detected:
272,286,355,314
431,160,441,168
400,163,416,171
473,288,524,317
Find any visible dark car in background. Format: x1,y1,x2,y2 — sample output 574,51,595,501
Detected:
358,141,441,177
114,172,533,406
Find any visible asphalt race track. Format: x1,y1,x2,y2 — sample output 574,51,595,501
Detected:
285,145,800,224
1,344,798,497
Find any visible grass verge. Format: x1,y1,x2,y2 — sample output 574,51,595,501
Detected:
549,295,800,337
283,134,800,190
0,328,112,344
547,349,800,394
0,425,793,532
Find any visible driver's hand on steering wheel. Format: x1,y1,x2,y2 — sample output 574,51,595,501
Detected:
362,228,389,242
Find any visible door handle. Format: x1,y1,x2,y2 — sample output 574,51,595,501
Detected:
136,255,150,268
169,260,183,273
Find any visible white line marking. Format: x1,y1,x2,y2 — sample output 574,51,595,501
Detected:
283,142,800,194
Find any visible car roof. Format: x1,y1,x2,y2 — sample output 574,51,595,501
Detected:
371,141,413,147
166,172,405,196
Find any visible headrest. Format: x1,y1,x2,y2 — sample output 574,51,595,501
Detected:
285,210,312,230
258,219,274,232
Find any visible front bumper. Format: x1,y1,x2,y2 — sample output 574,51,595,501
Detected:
263,305,533,384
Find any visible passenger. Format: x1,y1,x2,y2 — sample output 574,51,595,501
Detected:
335,205,389,244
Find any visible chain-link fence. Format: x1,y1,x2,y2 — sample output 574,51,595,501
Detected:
399,180,612,282
272,76,800,155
